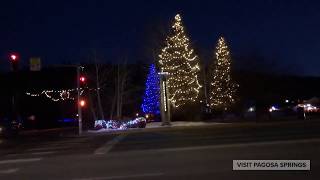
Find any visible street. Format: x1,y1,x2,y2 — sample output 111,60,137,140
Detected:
0,120,320,180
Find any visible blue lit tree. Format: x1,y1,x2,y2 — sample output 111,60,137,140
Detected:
141,64,160,114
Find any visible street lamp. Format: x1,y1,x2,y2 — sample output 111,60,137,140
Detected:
159,72,171,126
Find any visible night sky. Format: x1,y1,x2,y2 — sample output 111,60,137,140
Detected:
1,0,320,76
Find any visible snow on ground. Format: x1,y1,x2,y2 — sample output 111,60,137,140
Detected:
88,128,118,133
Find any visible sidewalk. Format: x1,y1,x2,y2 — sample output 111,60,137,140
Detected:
146,121,225,128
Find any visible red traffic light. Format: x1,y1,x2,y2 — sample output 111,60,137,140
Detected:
10,54,18,61
79,100,86,107
79,76,86,83
9,53,19,71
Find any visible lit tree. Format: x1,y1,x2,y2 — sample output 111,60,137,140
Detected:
159,14,201,108
141,64,160,114
209,37,238,110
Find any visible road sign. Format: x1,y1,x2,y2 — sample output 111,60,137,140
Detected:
30,57,41,71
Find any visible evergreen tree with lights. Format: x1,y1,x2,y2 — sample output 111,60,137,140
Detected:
141,64,160,115
159,14,201,108
209,37,238,110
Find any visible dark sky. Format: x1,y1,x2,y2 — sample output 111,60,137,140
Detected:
1,0,320,76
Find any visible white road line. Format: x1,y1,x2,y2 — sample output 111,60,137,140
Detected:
28,139,88,148
173,137,320,151
30,151,56,155
27,146,69,151
0,158,42,165
6,151,56,157
73,172,164,180
111,137,320,155
0,168,19,174
33,142,83,147
94,134,127,155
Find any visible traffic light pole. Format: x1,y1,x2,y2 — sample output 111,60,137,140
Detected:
10,54,19,127
54,64,84,135
77,66,83,135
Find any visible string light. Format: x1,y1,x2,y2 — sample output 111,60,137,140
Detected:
119,117,146,130
44,90,74,102
95,118,147,130
209,37,238,110
158,14,202,108
25,88,93,102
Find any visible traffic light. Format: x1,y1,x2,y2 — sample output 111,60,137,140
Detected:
10,54,18,61
79,99,86,107
79,76,86,83
9,53,19,71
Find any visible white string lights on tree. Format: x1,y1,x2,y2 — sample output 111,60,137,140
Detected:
158,14,202,108
209,37,238,110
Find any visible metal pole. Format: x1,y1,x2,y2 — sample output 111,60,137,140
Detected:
77,66,82,135
165,79,171,125
159,72,171,126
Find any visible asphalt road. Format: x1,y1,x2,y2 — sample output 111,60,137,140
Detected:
0,120,320,180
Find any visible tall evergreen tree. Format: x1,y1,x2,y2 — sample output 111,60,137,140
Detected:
159,14,201,108
141,64,160,114
209,37,238,110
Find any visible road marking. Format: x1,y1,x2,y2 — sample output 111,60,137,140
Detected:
0,158,42,165
6,151,56,157
94,134,127,155
73,172,164,180
27,146,68,151
30,151,56,155
111,137,320,155
26,138,89,150
186,138,320,150
0,168,19,174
